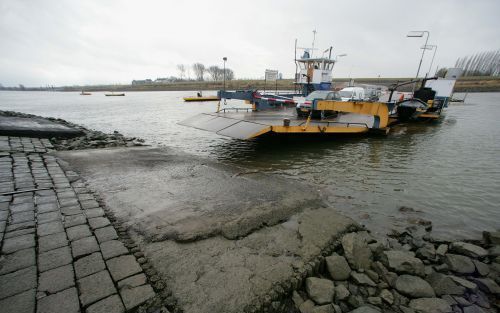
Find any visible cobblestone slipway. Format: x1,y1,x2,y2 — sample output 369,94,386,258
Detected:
0,136,160,313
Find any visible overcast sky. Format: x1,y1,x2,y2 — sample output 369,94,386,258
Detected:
0,0,499,86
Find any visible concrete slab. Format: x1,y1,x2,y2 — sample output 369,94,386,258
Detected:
0,116,83,138
56,146,359,313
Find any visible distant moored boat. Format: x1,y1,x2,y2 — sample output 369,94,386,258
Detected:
105,92,125,96
80,91,91,95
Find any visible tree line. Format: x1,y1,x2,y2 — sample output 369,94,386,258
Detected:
454,50,500,77
177,63,234,81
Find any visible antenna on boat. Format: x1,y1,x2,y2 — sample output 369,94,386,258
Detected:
311,30,317,58
294,39,298,93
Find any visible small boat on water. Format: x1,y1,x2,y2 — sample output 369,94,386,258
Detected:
183,96,219,102
80,91,91,95
105,92,125,96
183,92,219,102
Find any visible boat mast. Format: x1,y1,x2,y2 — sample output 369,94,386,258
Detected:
311,30,317,58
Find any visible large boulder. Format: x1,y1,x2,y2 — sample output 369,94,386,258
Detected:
394,275,435,298
381,250,425,276
472,278,500,295
444,254,475,274
305,277,335,305
342,233,373,270
325,255,351,281
408,298,452,313
350,272,376,287
426,272,465,296
463,305,487,313
449,242,488,258
483,230,500,245
311,304,336,313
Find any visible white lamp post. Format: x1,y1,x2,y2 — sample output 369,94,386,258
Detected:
421,44,438,78
407,31,430,80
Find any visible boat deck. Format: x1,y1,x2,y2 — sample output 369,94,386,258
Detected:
180,108,376,139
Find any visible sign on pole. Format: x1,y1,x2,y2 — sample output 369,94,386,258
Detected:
265,69,278,81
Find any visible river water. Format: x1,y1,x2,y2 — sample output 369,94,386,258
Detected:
1,90,499,239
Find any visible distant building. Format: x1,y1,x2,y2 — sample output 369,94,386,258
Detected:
154,77,175,83
131,79,153,85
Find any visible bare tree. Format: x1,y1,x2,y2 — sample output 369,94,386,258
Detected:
224,68,235,81
207,66,221,81
192,63,206,81
177,64,186,80
455,50,500,77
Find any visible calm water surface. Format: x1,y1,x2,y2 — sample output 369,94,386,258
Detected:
1,90,499,239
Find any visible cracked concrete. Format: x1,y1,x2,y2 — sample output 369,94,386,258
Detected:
56,146,359,313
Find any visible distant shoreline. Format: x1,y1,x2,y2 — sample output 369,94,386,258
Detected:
2,76,499,92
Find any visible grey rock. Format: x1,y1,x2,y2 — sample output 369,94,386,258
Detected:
379,289,394,304
312,304,335,313
299,299,315,313
347,305,381,313
448,275,477,292
452,296,470,307
426,272,465,296
325,255,351,281
0,289,35,313
100,240,128,260
472,277,500,295
305,277,335,305
86,294,125,313
351,272,376,287
292,290,304,308
74,252,106,279
119,284,155,310
38,246,72,272
334,284,350,301
409,298,452,313
37,287,79,313
0,247,35,275
450,242,488,258
488,245,500,257
71,236,99,258
38,264,75,294
382,250,425,276
472,260,489,276
106,255,142,281
394,275,435,298
483,231,500,245
38,232,67,252
367,297,382,306
463,305,487,313
78,270,116,306
342,233,372,270
440,295,457,306
436,244,448,257
416,243,436,260
445,254,475,274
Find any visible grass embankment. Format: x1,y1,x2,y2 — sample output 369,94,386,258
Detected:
60,76,500,92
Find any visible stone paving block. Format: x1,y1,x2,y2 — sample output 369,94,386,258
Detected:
4,227,34,239
10,211,35,224
74,252,106,279
106,255,142,281
78,270,116,307
0,266,36,300
0,210,8,221
56,190,76,199
5,220,35,232
37,211,61,224
64,214,87,228
59,197,79,207
71,236,99,258
120,284,155,311
37,287,79,313
78,193,95,201
1,233,35,254
12,195,32,205
37,220,64,237
0,247,35,275
100,240,128,260
88,217,110,230
38,232,68,253
0,288,35,313
117,273,148,289
81,200,99,210
60,205,82,216
36,202,59,213
38,246,72,272
85,207,105,218
36,196,57,205
67,224,92,241
0,220,6,233
86,294,125,313
94,226,118,243
38,264,75,294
